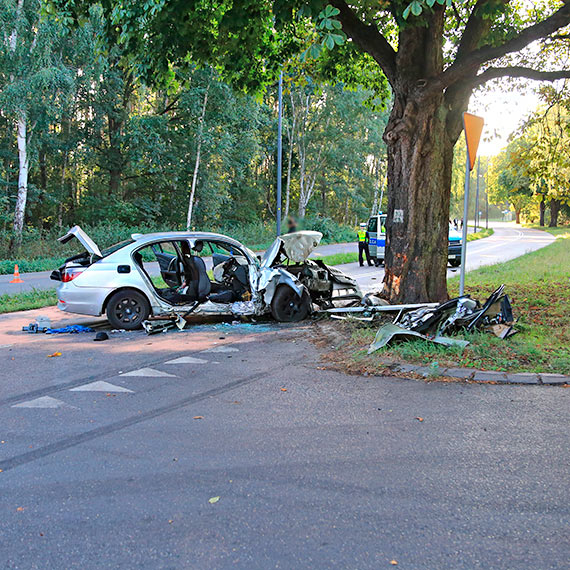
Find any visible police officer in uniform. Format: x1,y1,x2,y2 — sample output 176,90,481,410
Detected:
357,222,372,267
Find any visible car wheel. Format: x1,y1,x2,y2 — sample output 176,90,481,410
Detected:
106,290,150,330
449,259,461,268
270,285,311,323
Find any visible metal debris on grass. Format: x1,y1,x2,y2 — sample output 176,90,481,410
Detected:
364,285,517,353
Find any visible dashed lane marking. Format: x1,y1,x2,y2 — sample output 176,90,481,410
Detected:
70,381,133,393
120,367,176,377
12,396,76,409
164,356,209,365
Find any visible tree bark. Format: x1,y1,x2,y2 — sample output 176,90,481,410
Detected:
383,92,454,303
539,198,546,226
12,113,29,242
549,198,560,227
381,16,456,303
186,79,210,230
515,208,521,224
107,115,122,197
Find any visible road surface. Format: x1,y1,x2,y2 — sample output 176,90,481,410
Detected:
0,307,567,569
0,222,554,296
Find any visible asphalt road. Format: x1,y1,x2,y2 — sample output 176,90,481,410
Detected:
0,307,568,569
0,222,553,296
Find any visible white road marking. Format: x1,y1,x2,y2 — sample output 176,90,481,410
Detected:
120,367,176,377
164,356,209,365
70,381,133,393
12,396,76,409
201,346,239,353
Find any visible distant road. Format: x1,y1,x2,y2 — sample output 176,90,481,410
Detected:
0,222,554,297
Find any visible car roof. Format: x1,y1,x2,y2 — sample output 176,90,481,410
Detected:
130,231,247,250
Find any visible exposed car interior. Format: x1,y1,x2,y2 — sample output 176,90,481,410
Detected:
133,239,252,306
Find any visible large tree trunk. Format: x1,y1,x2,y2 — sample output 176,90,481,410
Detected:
12,113,29,242
549,198,560,227
378,11,466,303
515,208,521,224
539,198,546,226
383,93,453,303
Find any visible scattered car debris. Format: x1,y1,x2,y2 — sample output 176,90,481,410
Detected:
22,322,50,333
93,332,109,342
46,325,95,334
368,323,469,353
366,285,517,353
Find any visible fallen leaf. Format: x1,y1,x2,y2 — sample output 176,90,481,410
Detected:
390,561,398,566
47,352,62,358
208,496,220,504
193,416,204,420
16,507,24,512
281,388,287,392
415,417,424,422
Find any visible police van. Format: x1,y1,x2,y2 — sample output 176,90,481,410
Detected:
367,213,387,266
367,214,463,267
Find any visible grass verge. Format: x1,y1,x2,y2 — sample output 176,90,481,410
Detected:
0,289,57,314
327,228,569,375
467,227,493,241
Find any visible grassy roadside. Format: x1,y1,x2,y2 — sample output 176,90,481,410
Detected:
333,227,569,375
467,227,493,241
0,289,57,314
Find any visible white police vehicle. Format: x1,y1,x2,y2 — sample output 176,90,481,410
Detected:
367,213,387,267
367,214,463,267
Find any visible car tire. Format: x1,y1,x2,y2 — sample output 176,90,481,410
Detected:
449,259,461,268
270,285,311,323
106,290,151,330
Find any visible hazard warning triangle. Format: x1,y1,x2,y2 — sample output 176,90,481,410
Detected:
463,112,484,171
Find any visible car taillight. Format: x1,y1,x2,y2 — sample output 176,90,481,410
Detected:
61,267,85,282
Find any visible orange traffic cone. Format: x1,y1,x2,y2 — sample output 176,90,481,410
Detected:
9,264,24,284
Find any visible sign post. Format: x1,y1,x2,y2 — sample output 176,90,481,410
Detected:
459,112,484,296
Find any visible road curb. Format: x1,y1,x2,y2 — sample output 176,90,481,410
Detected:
390,363,569,385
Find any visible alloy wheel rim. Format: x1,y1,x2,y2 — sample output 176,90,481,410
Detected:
115,297,142,324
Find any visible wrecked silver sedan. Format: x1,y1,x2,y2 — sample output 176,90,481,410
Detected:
51,227,361,330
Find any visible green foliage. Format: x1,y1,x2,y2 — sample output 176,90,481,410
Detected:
0,1,390,265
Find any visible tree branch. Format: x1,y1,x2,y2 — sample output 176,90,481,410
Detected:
437,1,570,88
329,0,397,86
455,0,509,61
471,66,570,86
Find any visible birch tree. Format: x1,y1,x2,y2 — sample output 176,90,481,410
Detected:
0,0,72,247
